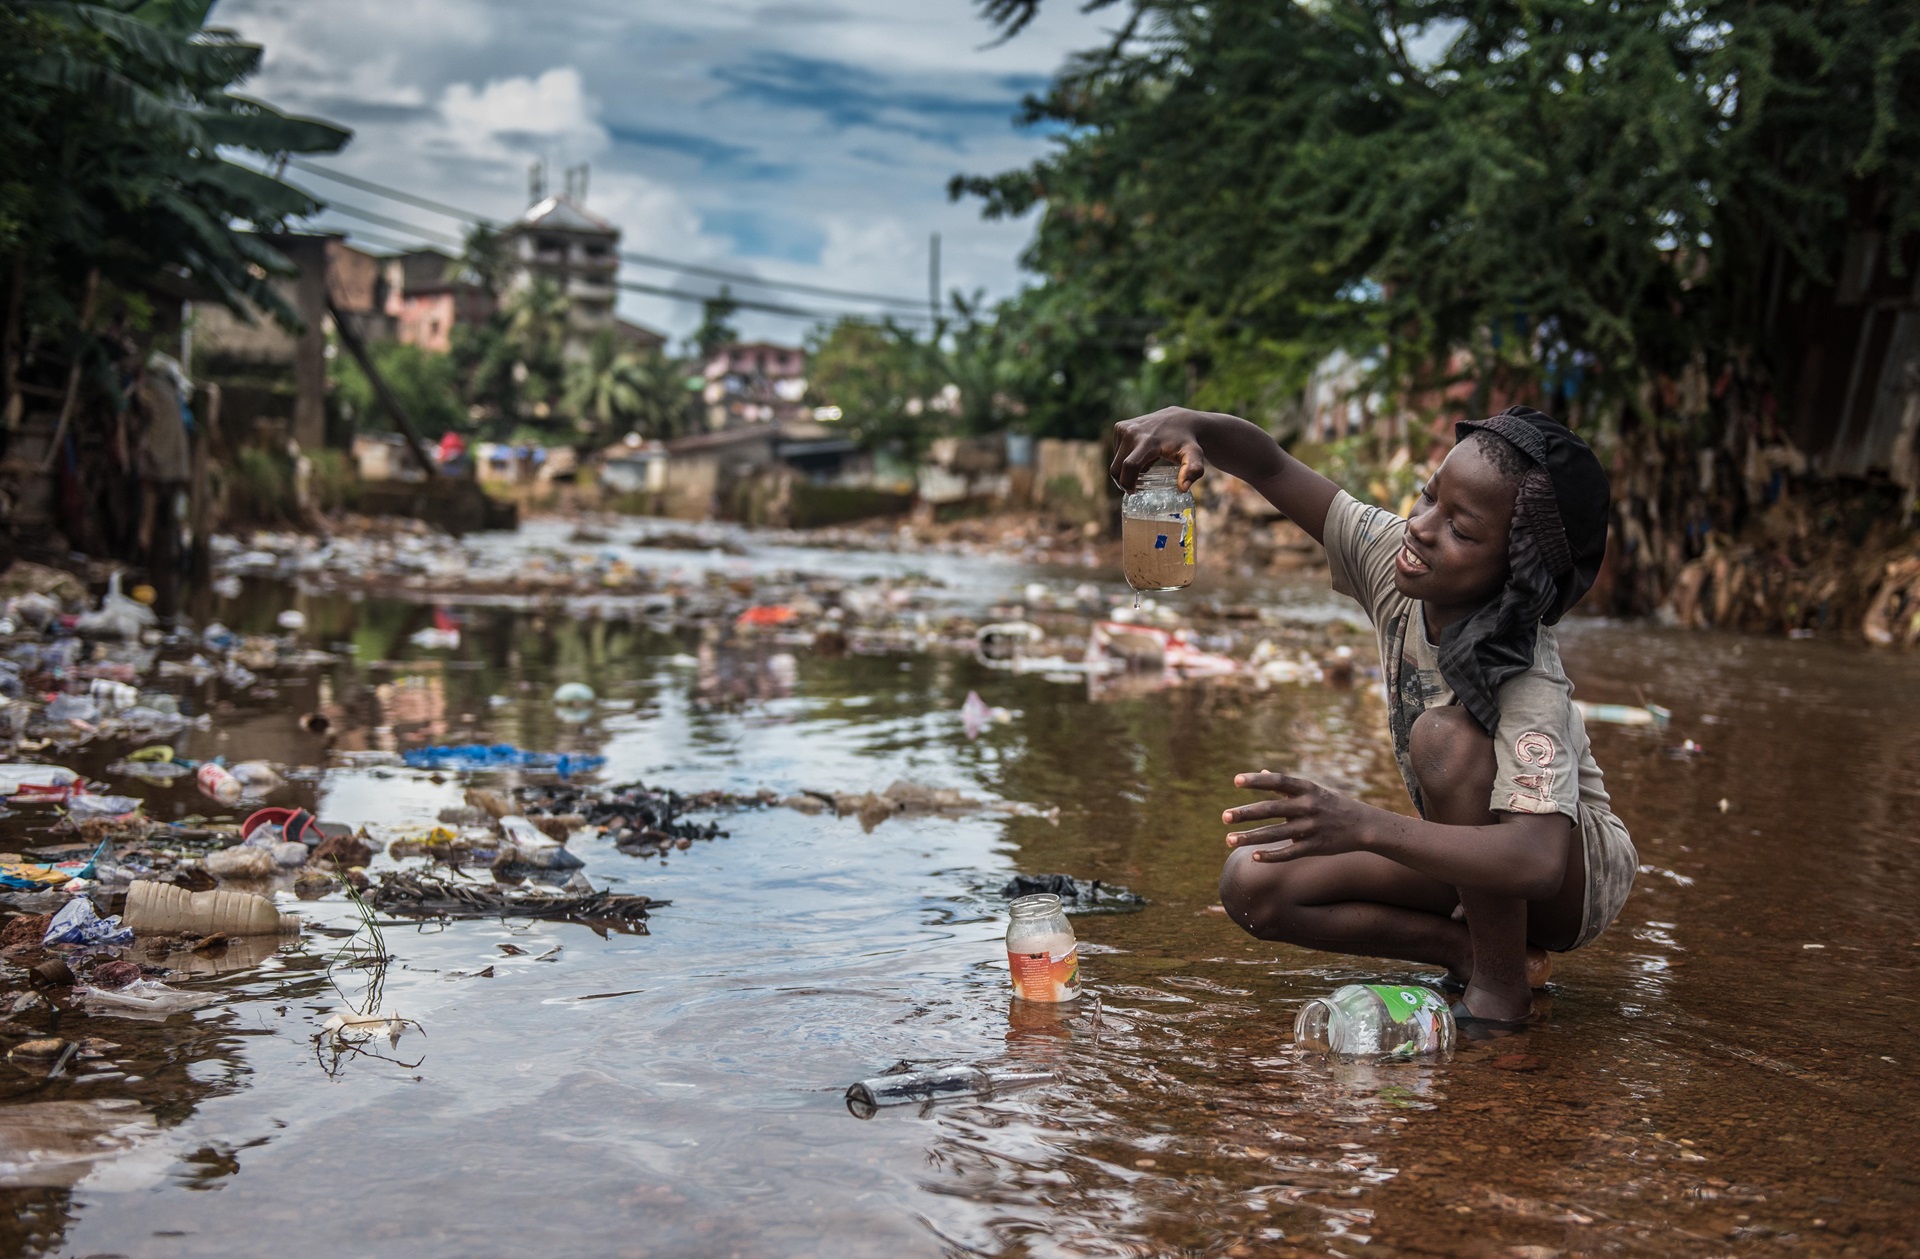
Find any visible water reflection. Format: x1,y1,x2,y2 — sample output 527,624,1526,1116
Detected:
0,573,1910,1256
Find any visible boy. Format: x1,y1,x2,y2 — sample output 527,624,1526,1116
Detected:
1111,404,1636,1028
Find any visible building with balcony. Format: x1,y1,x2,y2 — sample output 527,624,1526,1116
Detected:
503,192,622,363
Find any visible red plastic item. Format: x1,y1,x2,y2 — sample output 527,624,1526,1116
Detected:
241,807,318,845
736,605,798,627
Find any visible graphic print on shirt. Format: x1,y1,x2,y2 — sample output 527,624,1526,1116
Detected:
1507,730,1559,813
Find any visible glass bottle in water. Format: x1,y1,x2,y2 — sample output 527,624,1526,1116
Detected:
1293,984,1454,1057
1006,893,1079,1002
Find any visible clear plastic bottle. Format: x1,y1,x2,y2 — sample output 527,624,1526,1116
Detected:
1293,984,1455,1057
844,1065,1053,1118
1121,463,1197,593
1006,893,1080,1002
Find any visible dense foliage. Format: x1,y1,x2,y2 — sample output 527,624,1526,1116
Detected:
955,0,1920,440
0,0,350,348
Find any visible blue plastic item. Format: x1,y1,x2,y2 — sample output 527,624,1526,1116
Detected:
43,898,135,948
400,744,605,778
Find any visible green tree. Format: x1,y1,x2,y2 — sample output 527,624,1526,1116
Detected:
565,332,696,440
330,339,466,437
692,287,740,361
0,0,350,342
805,317,948,456
449,223,513,298
501,277,569,421
961,0,1920,603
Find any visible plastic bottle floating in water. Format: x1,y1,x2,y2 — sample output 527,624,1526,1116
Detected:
1006,893,1080,1002
1293,984,1455,1057
844,1065,1053,1118
1121,462,1197,599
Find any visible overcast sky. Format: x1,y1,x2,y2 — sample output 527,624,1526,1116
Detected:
215,0,1108,346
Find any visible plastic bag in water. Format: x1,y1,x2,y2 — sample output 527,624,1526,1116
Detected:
42,899,135,948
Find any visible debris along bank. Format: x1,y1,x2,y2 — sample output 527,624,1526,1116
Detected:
212,514,1375,696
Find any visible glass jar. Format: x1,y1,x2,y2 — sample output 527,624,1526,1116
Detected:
1006,893,1080,1002
1121,463,1196,592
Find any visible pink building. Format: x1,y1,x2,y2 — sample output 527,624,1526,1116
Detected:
702,341,809,429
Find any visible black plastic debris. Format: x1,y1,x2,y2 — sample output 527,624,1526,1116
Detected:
368,870,664,934
511,781,727,854
999,873,1146,912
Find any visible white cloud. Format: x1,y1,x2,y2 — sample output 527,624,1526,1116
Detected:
440,67,607,151
217,0,1110,343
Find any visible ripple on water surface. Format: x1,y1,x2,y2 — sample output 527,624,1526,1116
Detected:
2,562,1915,1257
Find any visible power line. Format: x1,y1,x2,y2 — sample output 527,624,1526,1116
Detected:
287,158,940,312
313,199,466,248
303,191,933,324
615,278,931,324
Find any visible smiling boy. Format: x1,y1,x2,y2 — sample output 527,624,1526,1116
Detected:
1111,405,1636,1028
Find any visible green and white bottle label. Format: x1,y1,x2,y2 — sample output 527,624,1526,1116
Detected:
1364,985,1438,1025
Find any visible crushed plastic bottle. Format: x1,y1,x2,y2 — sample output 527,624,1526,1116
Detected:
66,793,142,819
1293,984,1455,1057
497,816,586,870
0,765,79,797
44,694,100,724
845,1065,1053,1118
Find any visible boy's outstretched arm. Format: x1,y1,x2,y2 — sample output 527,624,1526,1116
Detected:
1111,407,1341,546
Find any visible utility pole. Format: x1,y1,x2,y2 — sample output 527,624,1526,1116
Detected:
928,231,941,328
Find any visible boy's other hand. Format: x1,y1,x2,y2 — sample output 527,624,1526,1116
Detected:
1111,407,1209,492
1222,771,1374,862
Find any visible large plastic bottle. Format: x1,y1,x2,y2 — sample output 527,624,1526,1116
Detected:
1293,984,1455,1057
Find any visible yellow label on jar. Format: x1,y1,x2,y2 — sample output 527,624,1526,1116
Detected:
1180,508,1195,566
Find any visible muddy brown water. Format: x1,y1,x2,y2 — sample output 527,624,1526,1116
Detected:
0,532,1913,1257
1122,514,1196,593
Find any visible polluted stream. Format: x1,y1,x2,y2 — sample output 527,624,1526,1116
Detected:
0,524,1914,1257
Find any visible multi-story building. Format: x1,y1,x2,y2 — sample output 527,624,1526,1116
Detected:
702,341,809,429
502,189,621,363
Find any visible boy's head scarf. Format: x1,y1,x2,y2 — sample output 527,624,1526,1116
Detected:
1435,406,1611,731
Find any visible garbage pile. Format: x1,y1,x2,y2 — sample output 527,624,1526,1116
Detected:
210,519,1379,697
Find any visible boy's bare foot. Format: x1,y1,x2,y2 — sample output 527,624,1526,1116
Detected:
1440,946,1552,992
1454,978,1533,1028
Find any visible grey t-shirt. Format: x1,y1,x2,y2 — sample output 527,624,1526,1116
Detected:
1322,491,1614,823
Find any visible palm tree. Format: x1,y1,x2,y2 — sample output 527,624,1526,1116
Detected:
502,278,569,418
567,333,696,440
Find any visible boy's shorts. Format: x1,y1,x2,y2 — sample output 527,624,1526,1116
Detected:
1563,803,1637,952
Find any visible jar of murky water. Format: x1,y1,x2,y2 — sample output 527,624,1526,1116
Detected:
1006,893,1079,1002
1121,463,1196,593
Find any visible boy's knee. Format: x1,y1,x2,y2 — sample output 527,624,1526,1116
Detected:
1219,846,1302,941
1408,706,1496,811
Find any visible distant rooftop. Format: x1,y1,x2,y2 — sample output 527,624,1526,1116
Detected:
511,194,617,235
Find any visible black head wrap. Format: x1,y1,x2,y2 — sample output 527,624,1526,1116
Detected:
1434,406,1610,731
